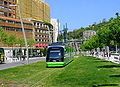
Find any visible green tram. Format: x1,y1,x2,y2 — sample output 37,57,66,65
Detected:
46,42,74,67
0,48,4,63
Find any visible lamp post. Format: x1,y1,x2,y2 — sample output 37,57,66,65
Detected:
9,4,29,64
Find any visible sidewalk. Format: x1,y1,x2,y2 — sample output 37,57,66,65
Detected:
0,57,46,70
4,56,45,63
86,54,120,64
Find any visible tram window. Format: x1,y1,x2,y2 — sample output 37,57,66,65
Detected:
49,51,61,58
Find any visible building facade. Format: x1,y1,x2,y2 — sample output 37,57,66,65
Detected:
17,0,50,22
32,20,52,48
83,30,96,40
0,0,17,18
0,0,51,48
50,18,59,42
17,0,52,48
0,16,33,39
0,0,33,43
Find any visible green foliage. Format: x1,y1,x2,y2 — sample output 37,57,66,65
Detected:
81,14,120,50
81,35,99,51
43,21,53,28
16,37,25,47
67,27,91,40
0,27,8,43
40,48,47,56
0,28,17,46
4,34,16,47
27,38,36,47
0,27,37,47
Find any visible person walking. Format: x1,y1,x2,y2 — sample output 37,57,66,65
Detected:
22,55,26,61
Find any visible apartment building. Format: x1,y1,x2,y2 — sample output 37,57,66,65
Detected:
0,0,17,18
17,0,50,22
83,30,96,40
17,0,52,48
32,20,53,48
0,0,33,42
0,0,52,48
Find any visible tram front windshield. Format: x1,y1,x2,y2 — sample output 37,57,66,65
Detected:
49,51,61,58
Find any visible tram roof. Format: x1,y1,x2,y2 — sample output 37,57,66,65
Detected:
49,42,65,46
67,40,87,42
48,45,65,48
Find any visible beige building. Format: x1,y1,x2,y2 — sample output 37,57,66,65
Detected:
0,0,51,48
17,0,52,48
0,0,33,45
83,30,96,40
17,0,50,22
32,20,53,48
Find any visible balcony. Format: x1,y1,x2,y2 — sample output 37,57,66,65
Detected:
0,21,33,29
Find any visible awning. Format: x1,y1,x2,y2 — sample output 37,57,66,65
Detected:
36,47,44,49
35,44,48,46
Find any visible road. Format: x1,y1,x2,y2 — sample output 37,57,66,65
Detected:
0,57,46,70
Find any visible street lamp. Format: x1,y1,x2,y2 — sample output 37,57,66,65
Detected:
9,4,29,64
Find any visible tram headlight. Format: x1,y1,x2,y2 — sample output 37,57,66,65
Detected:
52,60,57,62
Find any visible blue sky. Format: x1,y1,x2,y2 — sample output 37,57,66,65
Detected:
46,0,120,31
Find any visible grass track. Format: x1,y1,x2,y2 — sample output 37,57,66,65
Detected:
1,55,120,87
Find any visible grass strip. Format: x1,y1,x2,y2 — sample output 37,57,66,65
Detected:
0,56,120,87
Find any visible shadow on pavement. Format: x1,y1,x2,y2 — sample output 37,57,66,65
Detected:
109,74,120,77
95,60,110,62
97,65,120,68
93,83,119,87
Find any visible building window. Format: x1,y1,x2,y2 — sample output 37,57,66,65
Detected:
8,20,14,24
15,21,21,25
35,39,37,41
37,29,39,32
25,29,32,33
9,13,12,17
16,28,22,32
37,23,39,25
9,0,14,2
0,19,6,22
4,12,8,17
40,30,42,33
34,22,36,26
0,12,4,16
4,1,7,5
0,0,3,4
6,27,15,31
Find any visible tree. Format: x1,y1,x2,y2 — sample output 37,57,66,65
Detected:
27,38,36,56
115,12,119,17
16,37,25,47
27,38,36,47
4,34,16,47
0,27,8,45
81,35,99,51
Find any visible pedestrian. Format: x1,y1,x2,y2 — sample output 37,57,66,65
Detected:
22,55,26,61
